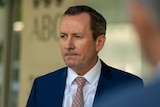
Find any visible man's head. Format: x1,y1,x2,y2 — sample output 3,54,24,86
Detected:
59,5,106,75
63,5,107,41
129,0,160,67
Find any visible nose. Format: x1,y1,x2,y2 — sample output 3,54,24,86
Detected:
65,37,75,49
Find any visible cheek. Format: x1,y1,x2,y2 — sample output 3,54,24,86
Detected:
81,44,96,56
76,40,97,55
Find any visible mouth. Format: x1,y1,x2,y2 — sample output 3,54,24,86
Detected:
65,53,78,57
64,52,80,58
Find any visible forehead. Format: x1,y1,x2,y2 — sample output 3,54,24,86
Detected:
60,13,91,32
61,13,90,26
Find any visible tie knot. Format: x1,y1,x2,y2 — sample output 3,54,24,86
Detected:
75,77,86,87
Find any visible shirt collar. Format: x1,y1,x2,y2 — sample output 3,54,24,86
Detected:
67,58,101,86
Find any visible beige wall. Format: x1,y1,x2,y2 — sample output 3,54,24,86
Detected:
18,0,86,107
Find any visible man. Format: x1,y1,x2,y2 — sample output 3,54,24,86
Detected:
26,5,143,107
98,0,160,106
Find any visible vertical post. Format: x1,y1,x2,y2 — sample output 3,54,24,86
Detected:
2,0,14,107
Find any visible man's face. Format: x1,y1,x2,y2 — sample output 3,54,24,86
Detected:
59,13,101,73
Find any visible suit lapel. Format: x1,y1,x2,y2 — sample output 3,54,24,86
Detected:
49,68,68,107
93,61,114,107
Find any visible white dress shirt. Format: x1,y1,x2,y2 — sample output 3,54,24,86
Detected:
62,59,101,107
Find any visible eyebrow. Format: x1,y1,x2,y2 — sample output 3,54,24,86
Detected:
59,32,67,35
60,32,85,36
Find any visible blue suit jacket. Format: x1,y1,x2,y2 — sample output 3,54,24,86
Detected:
26,60,143,107
100,80,160,107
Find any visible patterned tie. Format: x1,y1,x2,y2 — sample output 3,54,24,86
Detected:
71,77,86,107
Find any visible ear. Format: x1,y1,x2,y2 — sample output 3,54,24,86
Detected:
96,35,106,52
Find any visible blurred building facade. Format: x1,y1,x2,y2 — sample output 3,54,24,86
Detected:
0,0,154,107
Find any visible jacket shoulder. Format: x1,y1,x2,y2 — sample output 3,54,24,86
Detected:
101,60,143,86
35,67,67,82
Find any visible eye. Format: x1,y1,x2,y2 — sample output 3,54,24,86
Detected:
60,33,67,40
75,35,82,39
74,34,83,40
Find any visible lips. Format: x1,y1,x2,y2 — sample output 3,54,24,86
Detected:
64,51,79,57
65,53,78,56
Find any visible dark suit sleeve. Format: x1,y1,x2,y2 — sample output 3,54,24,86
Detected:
26,79,37,107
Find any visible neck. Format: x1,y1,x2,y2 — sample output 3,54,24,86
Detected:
73,58,99,76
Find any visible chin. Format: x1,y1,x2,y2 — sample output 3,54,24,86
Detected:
66,62,77,67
